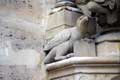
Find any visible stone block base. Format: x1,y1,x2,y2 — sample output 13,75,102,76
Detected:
96,32,120,57
46,57,120,80
74,41,96,57
51,74,120,80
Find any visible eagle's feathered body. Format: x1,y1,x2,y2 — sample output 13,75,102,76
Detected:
44,16,90,51
44,16,96,64
44,27,82,51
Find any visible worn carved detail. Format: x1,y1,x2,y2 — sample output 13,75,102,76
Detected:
51,74,119,80
43,0,120,64
44,15,96,64
111,76,120,80
79,0,120,29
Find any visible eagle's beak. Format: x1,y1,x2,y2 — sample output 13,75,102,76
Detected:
79,16,88,21
84,16,89,21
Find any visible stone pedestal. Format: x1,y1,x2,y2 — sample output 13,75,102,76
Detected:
46,57,120,80
46,6,82,39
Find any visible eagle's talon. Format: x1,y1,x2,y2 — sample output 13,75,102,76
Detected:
66,53,75,58
82,38,94,43
55,56,66,61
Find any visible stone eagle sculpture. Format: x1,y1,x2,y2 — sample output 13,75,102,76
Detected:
44,15,96,64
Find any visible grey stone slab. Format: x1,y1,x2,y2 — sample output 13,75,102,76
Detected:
96,32,120,43
47,7,82,30
46,24,71,40
97,41,120,57
46,57,120,80
73,40,96,57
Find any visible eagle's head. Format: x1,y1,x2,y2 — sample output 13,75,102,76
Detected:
76,15,89,32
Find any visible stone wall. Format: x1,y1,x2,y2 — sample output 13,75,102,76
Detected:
0,0,56,80
0,16,44,51
0,65,41,80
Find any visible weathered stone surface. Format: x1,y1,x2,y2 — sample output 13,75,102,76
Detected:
0,16,44,51
0,41,45,80
53,74,119,80
75,0,88,4
96,32,120,43
111,76,120,80
46,7,82,39
0,47,41,66
47,7,81,30
77,0,120,28
45,0,120,80
97,41,120,57
0,65,42,80
57,0,75,2
46,25,69,40
44,16,97,64
74,40,96,57
0,0,49,80
0,42,45,80
96,32,120,57
0,0,50,22
46,57,120,80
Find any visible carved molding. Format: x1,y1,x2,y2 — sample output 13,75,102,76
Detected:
46,57,120,70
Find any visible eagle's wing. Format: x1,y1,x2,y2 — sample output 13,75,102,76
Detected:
94,0,105,3
44,28,72,51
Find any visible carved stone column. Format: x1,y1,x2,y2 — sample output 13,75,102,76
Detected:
46,0,82,40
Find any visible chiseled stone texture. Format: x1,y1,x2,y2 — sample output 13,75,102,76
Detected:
46,25,70,40
0,46,45,80
53,74,120,80
46,7,82,39
0,15,44,80
0,18,45,51
47,57,120,80
74,40,96,57
0,0,49,51
0,65,41,80
47,8,81,30
96,32,120,57
97,41,120,57
0,0,52,80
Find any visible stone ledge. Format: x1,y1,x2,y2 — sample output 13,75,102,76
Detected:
49,6,82,15
46,57,120,70
46,57,120,79
96,32,120,43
